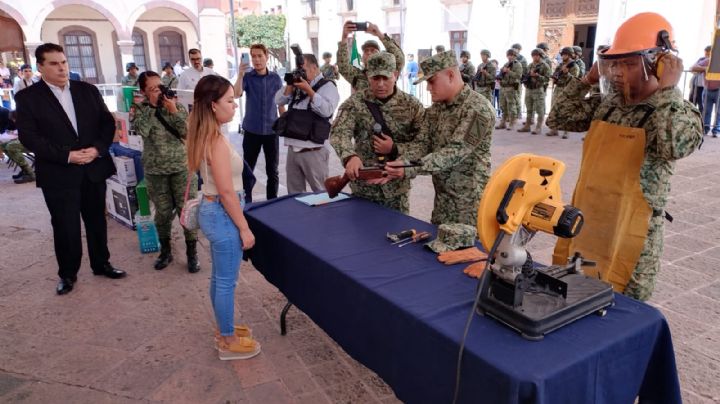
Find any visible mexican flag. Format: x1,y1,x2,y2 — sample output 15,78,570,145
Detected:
351,33,362,69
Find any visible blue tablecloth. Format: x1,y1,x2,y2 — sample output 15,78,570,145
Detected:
245,195,681,404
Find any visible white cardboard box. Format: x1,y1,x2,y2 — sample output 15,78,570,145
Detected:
112,155,137,186
106,175,138,229
127,132,143,152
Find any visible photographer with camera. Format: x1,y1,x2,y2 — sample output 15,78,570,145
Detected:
132,71,200,273
337,21,405,92
232,44,284,200
274,51,339,193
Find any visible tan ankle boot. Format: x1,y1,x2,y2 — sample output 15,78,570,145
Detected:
546,128,558,137
506,119,516,130
518,122,531,132
495,118,507,129
532,118,544,135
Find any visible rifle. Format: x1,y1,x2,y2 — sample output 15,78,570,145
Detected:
324,161,422,198
499,60,514,79
522,65,543,86
551,60,577,82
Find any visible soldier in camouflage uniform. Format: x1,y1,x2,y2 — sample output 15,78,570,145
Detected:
122,62,139,87
459,50,475,89
320,52,339,81
547,47,581,138
473,50,496,103
0,139,35,184
547,12,703,300
337,21,404,92
496,49,523,130
536,42,554,69
573,46,586,76
330,52,424,213
518,49,552,134
384,50,495,226
161,62,178,89
131,71,200,273
512,43,528,120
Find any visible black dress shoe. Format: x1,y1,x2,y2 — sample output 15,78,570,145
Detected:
56,278,74,295
92,263,127,279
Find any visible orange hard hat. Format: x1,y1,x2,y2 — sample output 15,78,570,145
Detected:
600,12,675,59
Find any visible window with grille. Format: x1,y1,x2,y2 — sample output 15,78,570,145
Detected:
449,30,467,57
63,31,99,84
158,31,184,69
132,30,147,71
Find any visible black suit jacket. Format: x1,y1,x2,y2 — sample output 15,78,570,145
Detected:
16,79,115,189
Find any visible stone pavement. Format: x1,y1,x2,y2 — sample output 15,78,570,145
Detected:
1,126,719,404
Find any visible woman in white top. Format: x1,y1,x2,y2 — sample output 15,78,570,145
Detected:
186,75,260,360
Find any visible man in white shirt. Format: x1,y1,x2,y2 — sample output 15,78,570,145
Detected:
275,54,340,193
173,60,184,76
0,61,10,87
177,49,216,91
13,64,35,95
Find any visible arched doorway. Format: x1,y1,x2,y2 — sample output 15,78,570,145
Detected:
0,10,28,86
41,4,119,84
130,6,198,75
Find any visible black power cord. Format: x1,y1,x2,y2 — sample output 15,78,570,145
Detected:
451,231,506,404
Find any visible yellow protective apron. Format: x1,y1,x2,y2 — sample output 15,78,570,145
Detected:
553,106,655,292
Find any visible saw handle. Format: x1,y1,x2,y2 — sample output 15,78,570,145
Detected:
496,179,526,225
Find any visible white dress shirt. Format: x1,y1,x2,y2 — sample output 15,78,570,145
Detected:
46,80,78,135
13,77,34,95
274,74,340,150
177,67,216,91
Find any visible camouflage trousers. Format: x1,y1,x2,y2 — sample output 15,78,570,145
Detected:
624,215,664,301
524,87,547,123
499,87,520,121
0,140,31,172
476,87,494,104
431,190,480,227
145,172,198,241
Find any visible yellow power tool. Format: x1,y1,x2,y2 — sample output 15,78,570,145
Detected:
474,154,614,340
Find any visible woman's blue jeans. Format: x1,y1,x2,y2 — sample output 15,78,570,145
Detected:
198,193,245,337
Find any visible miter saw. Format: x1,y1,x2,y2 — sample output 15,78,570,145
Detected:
474,154,614,340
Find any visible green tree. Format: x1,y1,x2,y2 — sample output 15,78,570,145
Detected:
234,13,287,63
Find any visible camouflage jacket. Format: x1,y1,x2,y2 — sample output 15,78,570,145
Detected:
401,85,495,223
131,101,189,175
330,87,424,199
121,74,138,87
551,61,580,87
524,61,552,89
516,54,529,75
336,34,405,91
547,78,703,210
473,62,497,89
321,63,338,81
161,74,178,89
459,62,475,85
500,60,523,86
575,58,586,77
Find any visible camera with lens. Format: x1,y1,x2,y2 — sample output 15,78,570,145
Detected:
283,43,307,86
158,84,176,99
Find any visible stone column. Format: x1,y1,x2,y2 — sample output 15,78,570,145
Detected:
198,7,228,78
117,40,136,74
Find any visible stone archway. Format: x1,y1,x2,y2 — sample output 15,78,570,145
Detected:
537,0,598,66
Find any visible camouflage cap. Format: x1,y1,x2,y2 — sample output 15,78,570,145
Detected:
572,46,583,55
480,49,491,57
506,48,518,57
366,51,396,78
435,44,446,52
531,48,543,56
536,42,549,51
413,50,458,85
126,62,138,71
361,40,380,52
425,223,477,253
512,43,522,50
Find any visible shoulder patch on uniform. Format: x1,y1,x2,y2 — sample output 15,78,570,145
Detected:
463,111,482,147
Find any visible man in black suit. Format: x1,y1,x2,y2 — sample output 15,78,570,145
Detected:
16,43,126,295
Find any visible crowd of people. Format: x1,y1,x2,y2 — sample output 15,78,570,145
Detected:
4,12,706,361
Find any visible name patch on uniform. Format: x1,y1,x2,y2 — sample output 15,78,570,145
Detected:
463,111,482,147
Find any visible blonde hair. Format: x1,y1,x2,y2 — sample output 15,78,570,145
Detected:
186,75,233,171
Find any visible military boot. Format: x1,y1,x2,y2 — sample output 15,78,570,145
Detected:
546,128,559,137
518,122,532,132
186,240,201,273
154,238,173,270
506,119,516,131
532,118,544,135
495,118,507,130
13,167,35,184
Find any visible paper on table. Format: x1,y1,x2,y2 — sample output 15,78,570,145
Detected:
294,192,349,206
